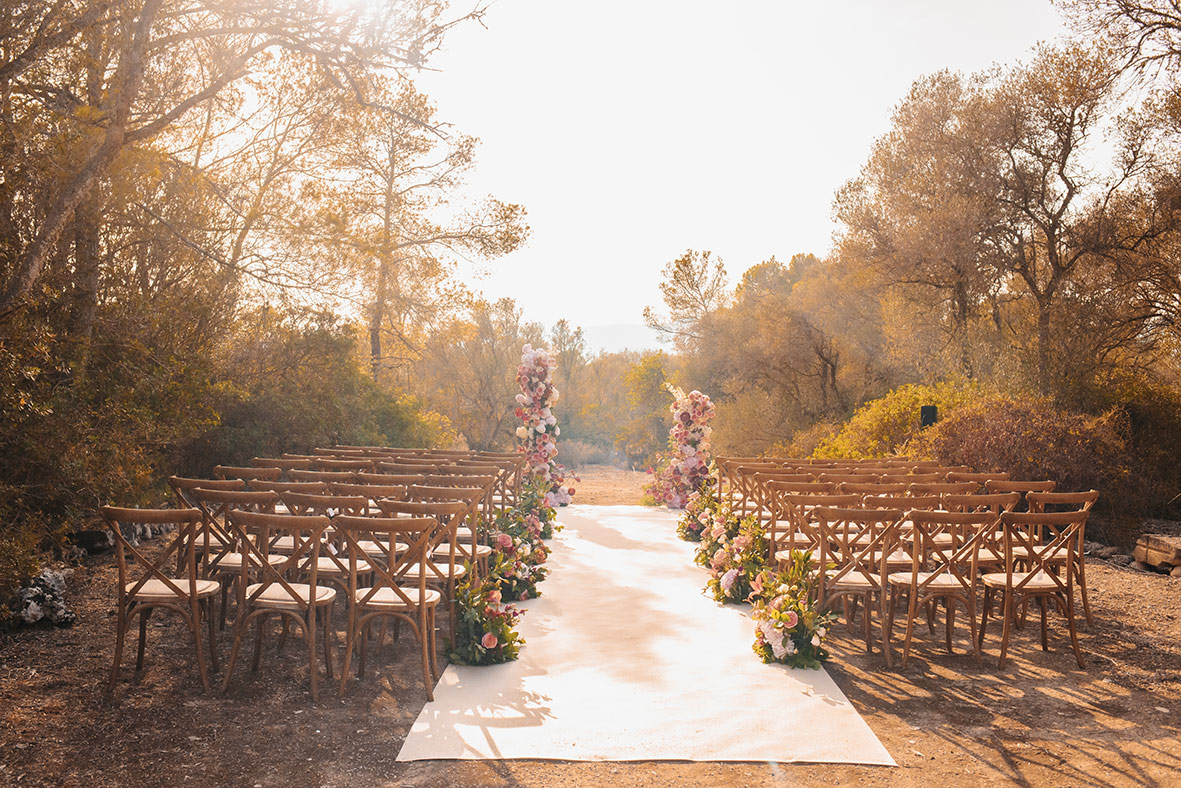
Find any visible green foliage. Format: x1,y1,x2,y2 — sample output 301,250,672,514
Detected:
619,352,674,467
446,556,525,666
700,513,766,604
676,482,722,542
814,378,983,458
750,551,837,669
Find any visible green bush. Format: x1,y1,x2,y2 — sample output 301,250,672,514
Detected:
813,378,983,458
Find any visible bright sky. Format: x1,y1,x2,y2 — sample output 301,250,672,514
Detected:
415,0,1069,343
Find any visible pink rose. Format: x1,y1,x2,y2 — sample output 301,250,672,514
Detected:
487,589,502,604
784,610,799,629
497,533,512,549
481,632,499,649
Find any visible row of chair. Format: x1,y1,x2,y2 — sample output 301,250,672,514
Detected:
104,447,512,702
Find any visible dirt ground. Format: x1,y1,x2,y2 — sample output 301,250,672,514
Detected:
2,464,1179,787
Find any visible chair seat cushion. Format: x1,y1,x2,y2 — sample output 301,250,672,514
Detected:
210,552,288,571
433,544,492,560
980,570,1064,591
127,578,220,601
354,586,441,609
826,572,880,588
887,571,969,589
301,556,372,575
244,582,336,608
400,564,469,581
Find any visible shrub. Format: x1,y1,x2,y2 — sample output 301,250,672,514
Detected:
906,393,1132,505
813,378,983,458
556,439,614,468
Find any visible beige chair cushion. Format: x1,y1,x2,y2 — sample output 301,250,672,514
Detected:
400,564,468,581
126,578,220,601
980,570,1064,591
300,556,372,576
433,544,492,560
210,552,287,571
354,586,442,609
886,571,968,589
244,582,336,609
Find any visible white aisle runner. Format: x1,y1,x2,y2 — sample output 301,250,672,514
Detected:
396,504,895,764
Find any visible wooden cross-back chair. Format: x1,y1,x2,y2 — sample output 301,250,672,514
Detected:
407,483,492,578
814,506,906,665
978,511,1087,669
167,476,246,565
328,481,407,503
1024,490,1100,626
820,473,883,485
841,482,909,496
886,509,998,667
212,465,281,482
187,488,283,629
220,511,336,701
375,498,469,642
100,507,218,699
769,491,860,565
333,515,441,699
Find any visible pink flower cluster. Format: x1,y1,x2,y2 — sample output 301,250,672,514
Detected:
514,344,576,506
647,386,716,509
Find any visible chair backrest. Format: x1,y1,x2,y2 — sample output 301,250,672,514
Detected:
1027,490,1099,513
312,458,374,472
946,470,1010,484
328,482,407,501
288,469,357,483
247,480,329,494
375,499,470,579
842,482,909,495
250,457,313,471
356,471,425,486
212,465,281,482
767,480,837,494
941,492,1021,513
985,479,1058,495
279,492,370,517
100,507,204,605
168,476,245,508
902,472,946,484
773,492,861,550
377,461,440,474
908,481,979,496
226,510,331,610
862,494,941,511
819,473,883,484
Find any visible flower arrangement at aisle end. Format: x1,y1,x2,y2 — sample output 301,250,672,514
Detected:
645,385,715,509
447,555,526,665
514,344,577,508
703,514,767,604
676,482,724,542
518,475,561,540
491,506,551,601
692,497,743,569
750,549,837,669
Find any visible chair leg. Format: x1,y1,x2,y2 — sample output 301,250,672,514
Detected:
307,610,319,703
1039,596,1049,651
945,598,955,654
1077,560,1094,627
321,604,334,682
221,610,249,695
251,615,267,672
998,593,1013,669
359,621,370,678
902,590,918,670
190,603,210,694
1064,593,1086,669
340,610,358,696
205,598,220,673
966,595,982,665
106,611,128,701
978,588,992,650
420,609,434,701
428,607,439,681
136,608,151,672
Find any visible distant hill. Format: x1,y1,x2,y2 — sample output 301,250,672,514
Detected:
578,323,664,355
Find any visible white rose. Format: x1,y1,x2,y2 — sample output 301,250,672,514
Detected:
515,426,529,439
811,634,820,647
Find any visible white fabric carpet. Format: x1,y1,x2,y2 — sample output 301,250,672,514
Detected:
396,504,895,764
